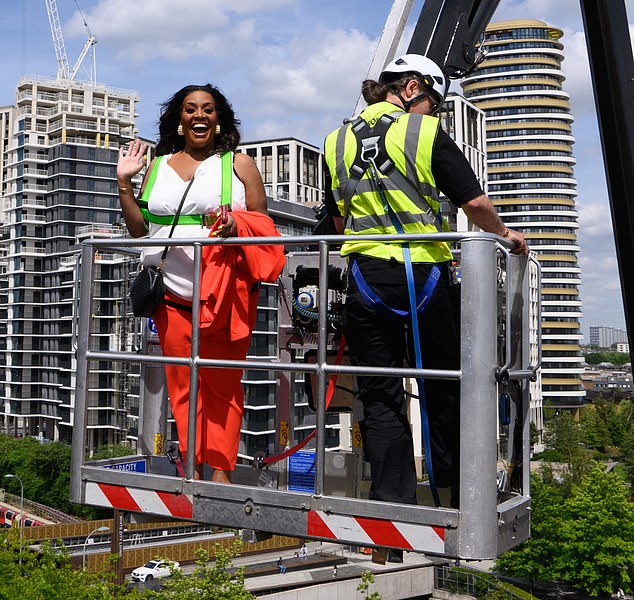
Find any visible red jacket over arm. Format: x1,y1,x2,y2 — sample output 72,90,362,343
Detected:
199,210,286,340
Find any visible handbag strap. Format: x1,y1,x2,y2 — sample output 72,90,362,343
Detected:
159,175,196,266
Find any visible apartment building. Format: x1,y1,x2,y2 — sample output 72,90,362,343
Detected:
462,19,585,411
239,138,323,205
589,325,629,349
0,76,139,444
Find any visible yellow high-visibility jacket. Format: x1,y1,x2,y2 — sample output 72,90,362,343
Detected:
324,101,452,264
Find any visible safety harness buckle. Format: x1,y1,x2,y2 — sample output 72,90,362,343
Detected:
360,135,381,163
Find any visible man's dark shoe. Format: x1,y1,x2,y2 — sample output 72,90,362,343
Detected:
387,549,403,563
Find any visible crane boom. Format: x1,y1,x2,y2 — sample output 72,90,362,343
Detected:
44,0,71,79
44,0,97,83
407,0,501,78
70,34,96,81
352,0,415,117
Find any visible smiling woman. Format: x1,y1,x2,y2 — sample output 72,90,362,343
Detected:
116,83,285,486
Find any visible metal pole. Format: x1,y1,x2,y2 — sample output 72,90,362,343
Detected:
185,243,203,479
579,0,634,356
3,474,23,563
83,526,108,570
112,510,125,585
138,320,168,456
18,482,22,558
459,237,498,559
313,240,330,497
70,243,96,503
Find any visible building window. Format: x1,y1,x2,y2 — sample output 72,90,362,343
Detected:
277,145,289,183
261,147,272,184
303,149,319,188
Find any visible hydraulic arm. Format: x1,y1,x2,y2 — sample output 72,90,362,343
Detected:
407,0,501,78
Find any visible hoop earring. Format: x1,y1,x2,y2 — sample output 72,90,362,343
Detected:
215,124,221,135
177,124,184,136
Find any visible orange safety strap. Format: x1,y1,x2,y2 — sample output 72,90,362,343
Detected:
261,336,347,466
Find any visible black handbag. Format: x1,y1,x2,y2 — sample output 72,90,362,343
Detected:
130,265,165,317
130,174,196,317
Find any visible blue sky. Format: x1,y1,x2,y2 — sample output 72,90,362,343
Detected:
0,0,632,342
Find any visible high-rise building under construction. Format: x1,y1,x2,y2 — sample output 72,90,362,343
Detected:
462,19,585,410
0,76,140,445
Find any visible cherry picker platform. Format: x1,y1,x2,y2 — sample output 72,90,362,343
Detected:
70,231,540,560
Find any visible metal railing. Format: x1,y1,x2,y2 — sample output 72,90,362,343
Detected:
435,565,535,600
71,230,539,560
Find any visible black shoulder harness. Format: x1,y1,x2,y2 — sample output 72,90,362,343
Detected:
341,112,399,217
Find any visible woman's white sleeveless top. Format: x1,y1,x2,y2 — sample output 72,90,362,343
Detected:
141,152,247,300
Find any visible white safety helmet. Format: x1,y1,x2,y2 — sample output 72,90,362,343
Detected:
380,54,447,106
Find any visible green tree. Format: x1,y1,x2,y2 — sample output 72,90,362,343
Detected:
542,411,590,484
584,352,604,365
357,571,382,599
529,421,540,450
91,444,136,460
579,405,611,451
604,352,631,367
495,471,566,583
622,425,634,487
0,434,101,518
556,466,634,596
496,466,634,597
161,544,254,599
583,351,630,366
0,532,142,599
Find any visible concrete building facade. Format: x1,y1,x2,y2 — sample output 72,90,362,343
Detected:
240,138,323,205
589,325,629,349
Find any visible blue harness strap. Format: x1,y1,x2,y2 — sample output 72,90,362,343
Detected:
350,259,440,317
354,138,444,506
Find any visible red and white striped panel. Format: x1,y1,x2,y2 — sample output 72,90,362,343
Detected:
86,482,193,520
307,510,445,554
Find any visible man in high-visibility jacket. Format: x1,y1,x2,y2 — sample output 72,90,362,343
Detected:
324,54,528,512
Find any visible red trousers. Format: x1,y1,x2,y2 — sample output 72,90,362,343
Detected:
153,300,251,471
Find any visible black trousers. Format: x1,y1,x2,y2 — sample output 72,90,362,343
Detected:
343,260,460,506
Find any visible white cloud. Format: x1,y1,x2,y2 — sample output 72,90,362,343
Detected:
577,202,625,332
242,27,375,143
254,28,373,114
62,1,375,146
492,0,584,30
578,202,614,238
63,0,295,63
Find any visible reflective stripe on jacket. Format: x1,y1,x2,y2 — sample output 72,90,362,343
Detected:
324,101,453,264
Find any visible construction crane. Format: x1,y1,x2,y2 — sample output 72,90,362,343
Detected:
44,0,97,83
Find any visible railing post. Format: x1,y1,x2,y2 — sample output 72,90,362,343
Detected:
185,242,203,479
313,240,330,497
459,236,499,558
138,321,168,456
70,242,96,503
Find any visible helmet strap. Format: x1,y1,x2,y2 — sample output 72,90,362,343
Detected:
396,91,435,113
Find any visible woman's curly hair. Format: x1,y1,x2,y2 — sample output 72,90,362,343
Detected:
155,84,240,156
